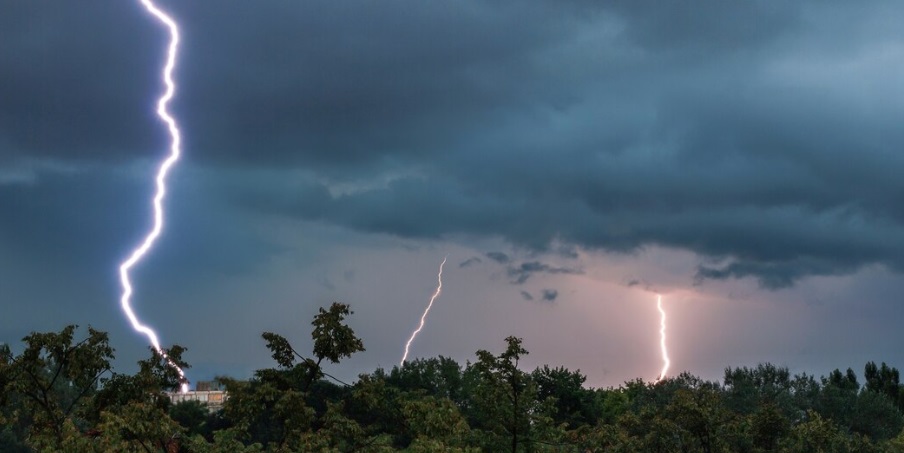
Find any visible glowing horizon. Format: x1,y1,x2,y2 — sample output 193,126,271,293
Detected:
119,0,188,393
400,256,447,366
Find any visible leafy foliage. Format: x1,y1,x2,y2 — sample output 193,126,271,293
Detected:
5,307,904,452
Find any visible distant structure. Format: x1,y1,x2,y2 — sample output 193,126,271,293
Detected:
167,380,227,412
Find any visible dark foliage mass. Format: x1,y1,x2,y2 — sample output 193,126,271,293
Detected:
4,303,904,452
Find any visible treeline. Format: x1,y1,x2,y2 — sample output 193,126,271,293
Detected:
3,303,904,452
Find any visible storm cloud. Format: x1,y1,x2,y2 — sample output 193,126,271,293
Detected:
5,0,904,288
541,289,559,303
507,261,583,285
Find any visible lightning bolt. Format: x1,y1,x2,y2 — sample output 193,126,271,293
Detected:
119,0,188,393
400,256,447,366
655,294,670,382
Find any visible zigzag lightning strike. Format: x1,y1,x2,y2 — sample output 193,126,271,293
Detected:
400,256,447,366
118,0,188,393
655,294,670,382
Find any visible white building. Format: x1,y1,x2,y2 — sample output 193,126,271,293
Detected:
167,381,227,412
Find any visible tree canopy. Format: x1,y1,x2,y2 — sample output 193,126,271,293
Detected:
3,304,904,452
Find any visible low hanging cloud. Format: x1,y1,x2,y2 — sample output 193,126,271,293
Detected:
519,289,559,303
624,278,655,293
507,261,583,285
695,258,860,290
485,252,511,264
541,289,559,302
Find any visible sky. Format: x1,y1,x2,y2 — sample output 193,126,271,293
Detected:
3,1,904,388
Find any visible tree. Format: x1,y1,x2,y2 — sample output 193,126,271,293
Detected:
790,372,821,416
618,373,731,453
221,302,366,449
0,342,12,406
850,390,904,441
261,301,364,393
469,336,544,453
864,361,904,410
827,368,859,392
92,344,189,417
91,400,184,452
401,395,472,449
0,343,28,451
669,383,732,453
341,372,410,447
817,368,860,430
594,387,629,425
0,326,192,452
89,345,190,452
389,356,465,404
532,365,597,428
723,364,794,418
2,325,113,449
749,402,790,451
170,400,209,438
781,411,851,453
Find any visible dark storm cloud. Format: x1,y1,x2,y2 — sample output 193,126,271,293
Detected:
7,1,904,288
459,257,482,268
507,261,583,285
0,2,164,160
0,165,273,295
695,259,861,290
485,252,511,264
0,167,140,278
518,289,558,303
605,0,802,52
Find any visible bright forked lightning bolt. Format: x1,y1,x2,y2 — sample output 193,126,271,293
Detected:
400,256,447,366
119,0,188,393
655,294,670,382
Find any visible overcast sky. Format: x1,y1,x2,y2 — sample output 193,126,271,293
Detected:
3,0,904,388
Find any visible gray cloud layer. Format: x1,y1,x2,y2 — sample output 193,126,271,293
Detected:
4,1,904,288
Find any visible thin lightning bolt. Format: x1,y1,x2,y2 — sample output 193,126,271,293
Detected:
655,294,670,382
119,0,188,393
400,256,447,366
